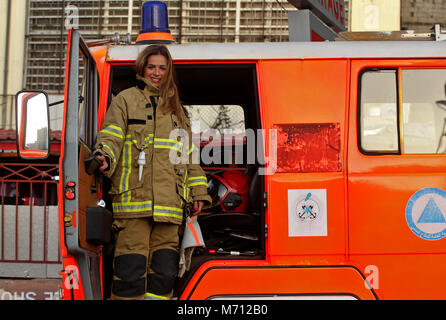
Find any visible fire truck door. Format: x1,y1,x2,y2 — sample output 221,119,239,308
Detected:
61,29,102,299
347,60,446,298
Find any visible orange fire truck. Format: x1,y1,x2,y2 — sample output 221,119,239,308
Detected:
15,2,446,300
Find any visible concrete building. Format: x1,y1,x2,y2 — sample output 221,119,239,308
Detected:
347,0,446,32
24,0,295,95
1,0,444,111
401,0,446,31
0,0,27,130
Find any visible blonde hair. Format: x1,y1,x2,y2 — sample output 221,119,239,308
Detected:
135,45,186,121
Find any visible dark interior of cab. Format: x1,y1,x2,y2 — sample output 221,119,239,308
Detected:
101,63,265,298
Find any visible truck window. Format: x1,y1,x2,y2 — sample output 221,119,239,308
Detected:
78,58,87,144
402,69,446,154
359,68,446,155
359,70,398,153
185,104,246,168
185,104,245,134
78,52,98,149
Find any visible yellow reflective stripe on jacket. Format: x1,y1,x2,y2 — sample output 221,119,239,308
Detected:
131,134,154,150
156,138,182,145
101,125,124,139
154,138,182,152
101,143,116,163
188,176,208,188
129,136,182,152
113,200,153,213
188,143,194,155
183,169,188,201
144,135,154,146
119,135,132,197
153,205,183,218
144,292,170,300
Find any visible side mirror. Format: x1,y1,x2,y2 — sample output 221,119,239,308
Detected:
15,90,50,159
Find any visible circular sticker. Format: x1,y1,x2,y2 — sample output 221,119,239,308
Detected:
295,192,320,222
405,187,446,240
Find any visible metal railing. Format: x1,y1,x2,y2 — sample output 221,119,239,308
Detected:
0,163,61,278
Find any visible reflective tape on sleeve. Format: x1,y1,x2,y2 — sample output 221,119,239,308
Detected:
188,176,208,188
101,125,124,139
101,143,117,162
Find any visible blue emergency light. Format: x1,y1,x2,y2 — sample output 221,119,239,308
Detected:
136,1,174,44
141,1,170,33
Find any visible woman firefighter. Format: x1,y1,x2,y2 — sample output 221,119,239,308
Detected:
93,44,211,300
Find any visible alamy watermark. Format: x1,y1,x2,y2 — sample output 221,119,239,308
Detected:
65,4,79,29
62,264,80,291
169,125,277,176
364,265,379,290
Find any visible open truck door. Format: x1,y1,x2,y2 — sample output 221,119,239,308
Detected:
59,28,108,300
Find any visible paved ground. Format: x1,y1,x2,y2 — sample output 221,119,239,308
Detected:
0,278,60,300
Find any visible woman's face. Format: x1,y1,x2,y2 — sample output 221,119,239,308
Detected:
144,54,168,88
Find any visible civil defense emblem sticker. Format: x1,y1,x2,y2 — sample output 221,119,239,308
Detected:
288,189,327,237
296,192,320,221
405,187,446,240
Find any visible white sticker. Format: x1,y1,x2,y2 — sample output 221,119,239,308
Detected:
288,189,327,237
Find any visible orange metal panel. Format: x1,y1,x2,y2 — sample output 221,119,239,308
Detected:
348,59,446,254
268,174,346,256
258,59,349,258
348,58,446,299
181,262,376,300
258,59,348,127
349,254,446,299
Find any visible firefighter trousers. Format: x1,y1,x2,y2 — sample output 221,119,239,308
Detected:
110,217,180,300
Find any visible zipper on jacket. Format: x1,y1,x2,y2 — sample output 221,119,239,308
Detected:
150,96,158,129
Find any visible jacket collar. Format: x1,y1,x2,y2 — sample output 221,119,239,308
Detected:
136,74,176,98
136,74,160,95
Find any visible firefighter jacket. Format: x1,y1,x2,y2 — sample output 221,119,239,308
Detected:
94,75,211,224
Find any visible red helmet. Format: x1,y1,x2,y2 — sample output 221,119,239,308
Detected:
206,170,250,213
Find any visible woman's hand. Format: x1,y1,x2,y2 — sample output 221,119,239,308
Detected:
95,155,109,172
191,200,205,216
